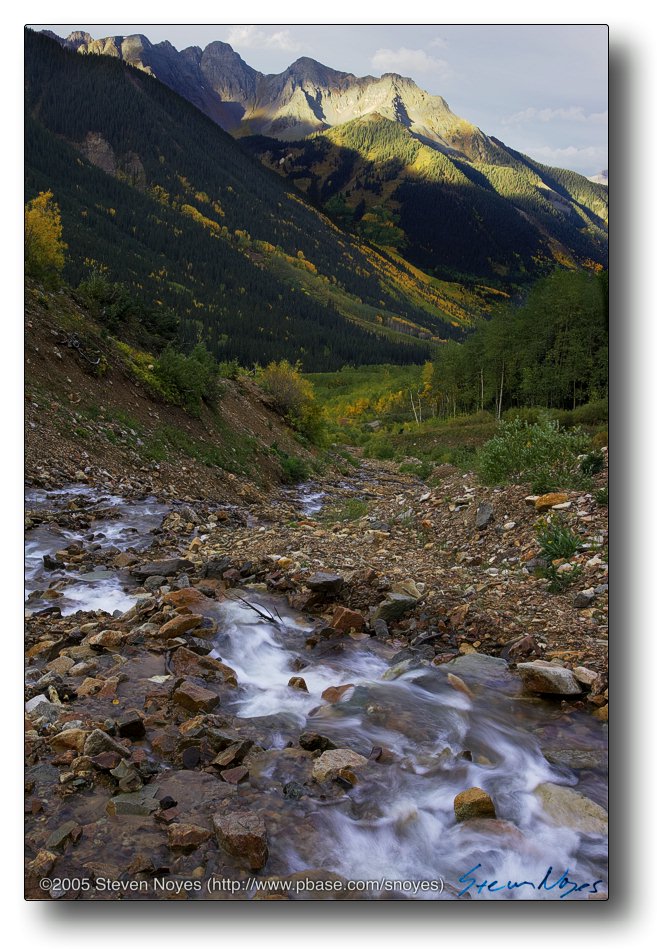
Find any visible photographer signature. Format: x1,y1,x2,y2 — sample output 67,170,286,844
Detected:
457,863,605,899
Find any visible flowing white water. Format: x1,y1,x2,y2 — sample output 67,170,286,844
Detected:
25,485,168,616
210,595,608,900
24,485,608,899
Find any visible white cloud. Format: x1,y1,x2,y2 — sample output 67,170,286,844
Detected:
227,25,301,52
527,144,608,172
371,47,451,80
503,106,608,125
428,36,448,49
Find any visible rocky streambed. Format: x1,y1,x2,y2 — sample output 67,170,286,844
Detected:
24,477,608,900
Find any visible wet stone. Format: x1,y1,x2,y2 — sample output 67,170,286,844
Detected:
46,820,82,851
167,823,212,850
213,811,268,870
454,787,497,822
83,729,130,759
220,766,249,785
173,680,220,714
117,710,146,740
182,746,201,769
312,749,368,783
299,733,336,753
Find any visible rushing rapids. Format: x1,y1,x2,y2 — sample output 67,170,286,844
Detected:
24,484,608,900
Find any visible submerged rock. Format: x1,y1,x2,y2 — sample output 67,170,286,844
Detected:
535,783,608,835
213,811,268,870
312,749,368,783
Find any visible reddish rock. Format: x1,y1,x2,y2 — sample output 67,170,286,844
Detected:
163,588,213,611
321,683,355,704
212,740,253,769
170,646,237,686
158,614,204,639
332,606,366,632
173,681,220,714
220,766,249,785
213,811,268,870
167,823,212,849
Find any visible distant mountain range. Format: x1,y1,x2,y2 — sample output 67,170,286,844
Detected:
27,28,608,368
50,30,497,158
44,29,608,284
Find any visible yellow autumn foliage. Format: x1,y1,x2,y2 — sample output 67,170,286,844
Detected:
25,191,66,282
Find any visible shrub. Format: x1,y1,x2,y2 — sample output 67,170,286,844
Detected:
278,453,310,484
258,360,326,445
591,430,608,450
571,400,608,427
535,517,582,561
579,450,605,476
476,419,589,491
594,486,608,507
153,343,218,415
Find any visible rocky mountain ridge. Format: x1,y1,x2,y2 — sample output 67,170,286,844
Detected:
49,30,499,160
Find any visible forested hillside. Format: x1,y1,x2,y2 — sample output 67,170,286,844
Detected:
26,30,477,369
245,114,608,282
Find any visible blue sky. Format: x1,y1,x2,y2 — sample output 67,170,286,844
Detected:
31,24,608,175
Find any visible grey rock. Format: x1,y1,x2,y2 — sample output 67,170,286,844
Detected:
573,589,596,609
143,575,166,592
83,728,131,759
203,556,232,580
45,820,82,851
131,558,194,579
372,593,417,623
372,618,389,639
306,572,344,594
475,502,494,529
517,662,582,695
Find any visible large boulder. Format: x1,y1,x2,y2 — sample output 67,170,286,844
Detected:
517,661,582,695
213,812,268,870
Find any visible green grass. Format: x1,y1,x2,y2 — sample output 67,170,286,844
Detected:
321,497,369,524
143,422,260,478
